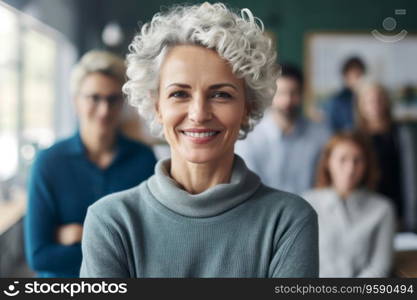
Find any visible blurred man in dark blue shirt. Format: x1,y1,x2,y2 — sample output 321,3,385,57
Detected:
326,56,366,132
24,51,156,277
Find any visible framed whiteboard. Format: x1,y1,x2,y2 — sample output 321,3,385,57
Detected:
304,32,417,120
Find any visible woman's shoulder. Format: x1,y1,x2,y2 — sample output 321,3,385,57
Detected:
300,188,338,212
302,188,334,202
360,190,395,214
252,185,318,252
254,185,317,221
87,182,149,224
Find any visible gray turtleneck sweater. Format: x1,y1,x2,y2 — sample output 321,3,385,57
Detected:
80,156,318,277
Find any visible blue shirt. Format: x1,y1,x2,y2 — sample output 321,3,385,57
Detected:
235,112,330,195
24,131,157,277
326,87,355,133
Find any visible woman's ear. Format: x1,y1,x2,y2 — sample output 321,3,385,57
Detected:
241,114,249,128
241,101,251,127
155,104,163,124
152,92,163,124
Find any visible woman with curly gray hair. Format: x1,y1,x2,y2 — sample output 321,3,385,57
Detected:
80,2,318,278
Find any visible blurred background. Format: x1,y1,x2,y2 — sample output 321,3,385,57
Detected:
0,0,417,277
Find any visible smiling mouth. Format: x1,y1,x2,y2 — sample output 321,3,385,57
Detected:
180,129,222,140
181,131,220,138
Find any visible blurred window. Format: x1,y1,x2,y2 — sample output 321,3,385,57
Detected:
0,5,19,182
0,3,74,189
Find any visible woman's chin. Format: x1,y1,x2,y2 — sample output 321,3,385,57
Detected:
176,149,226,165
184,154,218,164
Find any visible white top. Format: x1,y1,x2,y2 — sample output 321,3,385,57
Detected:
302,188,396,278
235,112,330,194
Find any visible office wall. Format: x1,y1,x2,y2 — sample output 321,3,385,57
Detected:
4,0,417,67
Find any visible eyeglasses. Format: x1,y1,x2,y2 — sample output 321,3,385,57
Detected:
81,93,124,107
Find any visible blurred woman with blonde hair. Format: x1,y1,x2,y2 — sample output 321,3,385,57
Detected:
355,80,406,226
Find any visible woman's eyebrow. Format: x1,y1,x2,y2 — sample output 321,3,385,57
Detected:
166,83,191,89
166,82,238,90
209,83,238,91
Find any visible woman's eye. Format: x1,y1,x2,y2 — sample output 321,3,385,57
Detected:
212,91,232,99
169,91,189,98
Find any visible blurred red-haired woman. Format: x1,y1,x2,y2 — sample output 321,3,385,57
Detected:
303,132,396,277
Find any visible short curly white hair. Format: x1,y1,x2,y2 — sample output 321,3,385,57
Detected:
123,2,277,139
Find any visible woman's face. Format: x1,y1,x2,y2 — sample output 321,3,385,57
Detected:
328,141,366,196
358,86,387,123
75,72,124,137
156,45,247,164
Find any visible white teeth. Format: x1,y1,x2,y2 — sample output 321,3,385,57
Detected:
183,131,217,138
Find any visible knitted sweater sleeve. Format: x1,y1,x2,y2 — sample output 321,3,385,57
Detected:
269,209,319,278
80,208,130,278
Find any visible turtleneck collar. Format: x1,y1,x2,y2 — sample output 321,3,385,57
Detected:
147,155,261,218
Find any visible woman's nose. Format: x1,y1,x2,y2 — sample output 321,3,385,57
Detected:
345,160,357,175
188,94,212,123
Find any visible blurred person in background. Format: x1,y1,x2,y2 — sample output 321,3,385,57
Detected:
326,56,366,132
235,64,330,195
356,80,410,228
303,132,395,277
80,3,319,278
24,50,157,277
